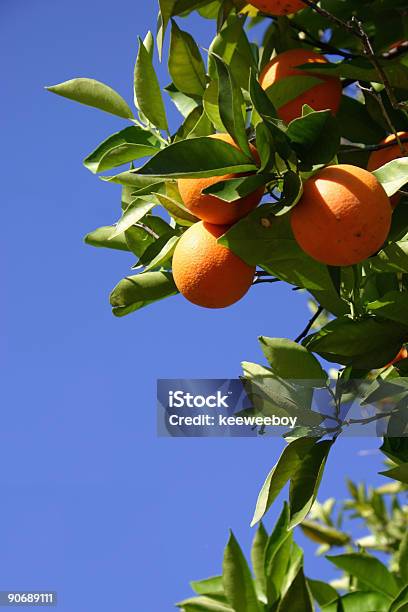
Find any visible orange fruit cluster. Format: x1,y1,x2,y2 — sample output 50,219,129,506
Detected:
173,134,260,308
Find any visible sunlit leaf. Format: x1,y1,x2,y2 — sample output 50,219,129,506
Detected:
110,271,178,316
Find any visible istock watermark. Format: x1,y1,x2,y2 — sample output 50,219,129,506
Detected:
157,378,408,438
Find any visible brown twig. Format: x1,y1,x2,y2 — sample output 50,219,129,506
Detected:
295,306,324,343
299,0,407,154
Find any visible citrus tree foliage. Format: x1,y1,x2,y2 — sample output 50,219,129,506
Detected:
48,0,408,609
178,477,408,611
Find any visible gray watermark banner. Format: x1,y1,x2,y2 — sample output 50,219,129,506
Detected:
157,378,408,437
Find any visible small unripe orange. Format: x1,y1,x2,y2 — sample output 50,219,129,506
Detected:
259,48,342,124
172,221,255,308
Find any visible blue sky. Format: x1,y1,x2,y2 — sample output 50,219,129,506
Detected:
2,1,386,610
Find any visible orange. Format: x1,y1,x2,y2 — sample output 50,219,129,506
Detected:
259,48,342,124
178,134,264,226
172,221,255,308
367,131,408,208
290,164,392,266
248,0,304,15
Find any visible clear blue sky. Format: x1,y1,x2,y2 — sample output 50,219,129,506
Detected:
2,1,385,610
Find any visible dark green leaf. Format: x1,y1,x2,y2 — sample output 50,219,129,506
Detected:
398,530,408,584
289,439,333,528
389,585,408,612
303,316,408,369
165,82,201,118
157,0,178,58
337,95,385,144
46,78,134,119
137,136,256,178
203,174,266,202
266,76,324,110
380,463,408,485
154,192,198,225
136,234,179,272
277,567,313,612
380,437,408,464
110,271,178,316
367,291,408,327
287,108,340,167
264,504,293,606
211,53,251,158
83,126,160,173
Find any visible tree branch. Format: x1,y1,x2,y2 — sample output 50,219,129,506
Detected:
295,306,324,343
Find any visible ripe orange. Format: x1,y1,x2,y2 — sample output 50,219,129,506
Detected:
259,48,342,124
291,164,392,266
247,0,304,15
367,131,408,208
172,221,255,308
178,134,264,226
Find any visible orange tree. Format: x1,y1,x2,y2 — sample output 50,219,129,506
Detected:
48,0,408,609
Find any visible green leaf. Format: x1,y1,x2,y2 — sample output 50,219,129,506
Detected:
367,291,408,326
203,174,266,202
190,576,224,597
84,226,130,251
259,337,327,381
264,504,293,606
154,192,198,225
380,437,408,464
287,108,340,167
300,521,350,547
219,211,347,318
137,136,256,178
389,585,408,612
326,553,399,598
289,439,333,528
208,13,255,91
251,523,268,601
222,531,260,612
303,316,408,369
46,78,134,119
157,0,178,58
112,199,155,237
174,106,213,141
296,58,408,91
165,82,201,118
251,437,317,527
110,271,178,316
380,463,408,485
274,170,303,216
337,95,385,144
322,590,391,612
83,126,161,174
134,37,168,131
125,224,157,257
277,568,313,612
266,75,324,110
369,241,408,274
307,578,338,607
211,54,251,158
137,234,179,272
372,158,408,197
101,171,164,190
176,595,233,611
203,80,227,132
169,21,206,96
